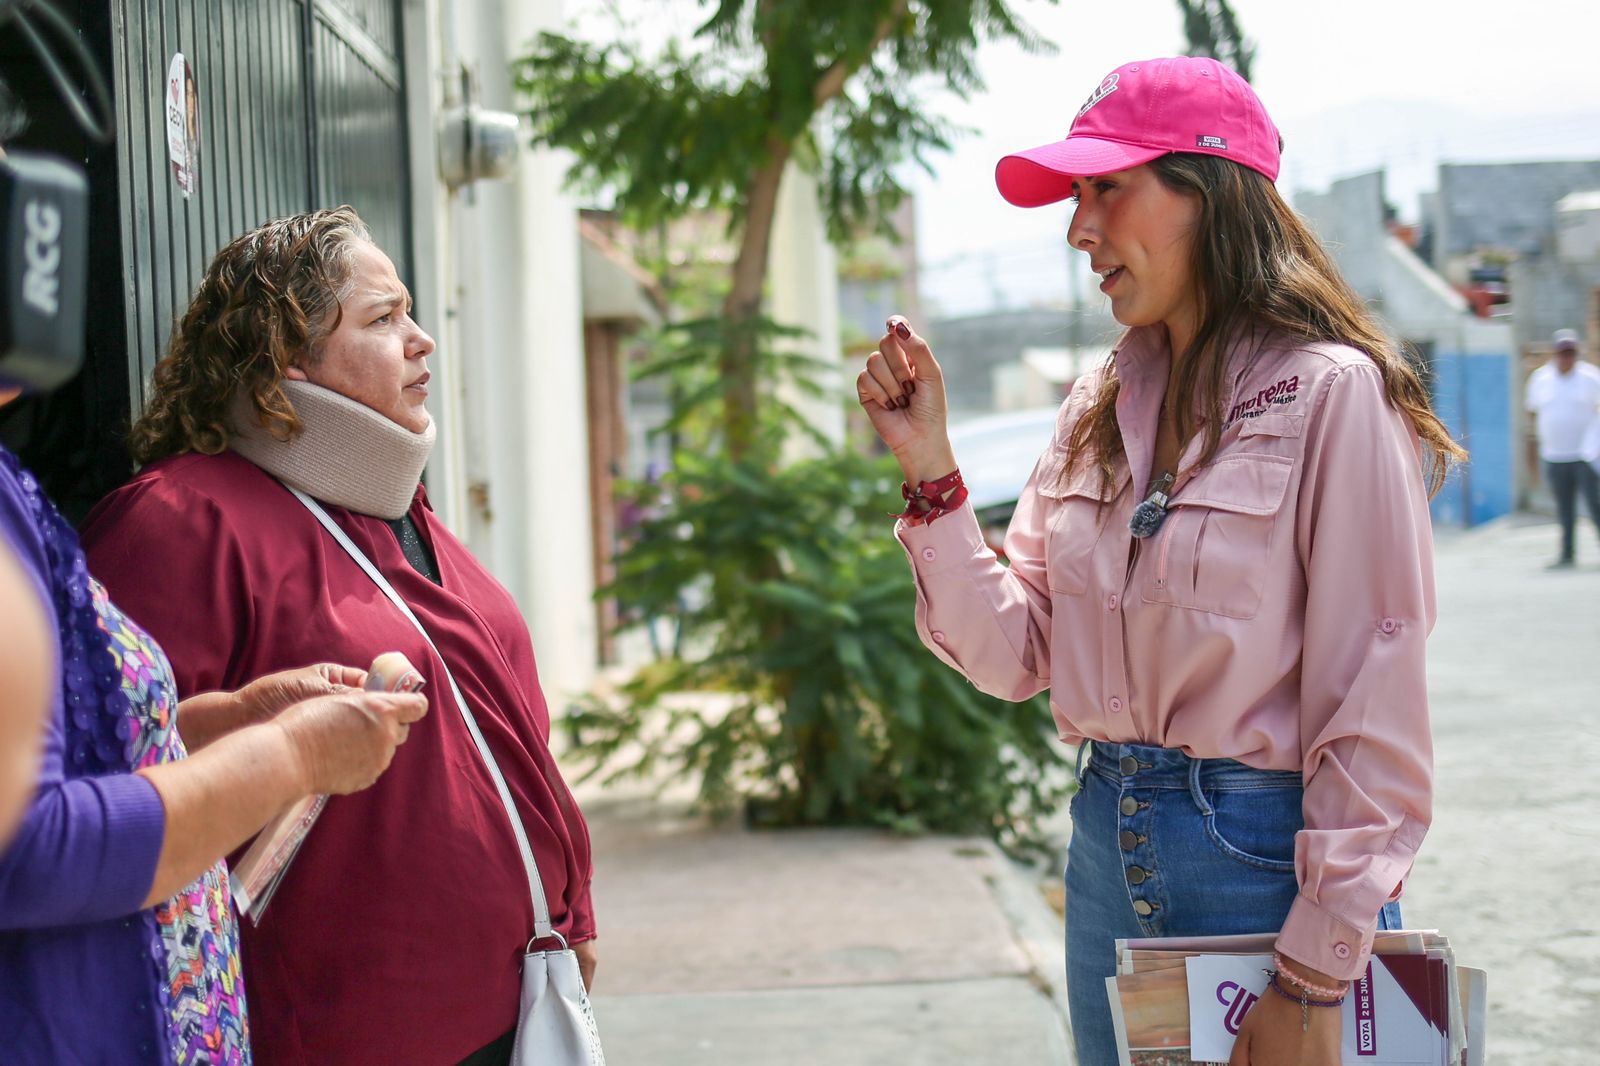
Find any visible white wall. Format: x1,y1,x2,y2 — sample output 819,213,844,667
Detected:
769,162,844,454
1556,194,1600,264
412,0,598,703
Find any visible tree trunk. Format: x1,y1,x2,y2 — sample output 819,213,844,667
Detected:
719,136,792,460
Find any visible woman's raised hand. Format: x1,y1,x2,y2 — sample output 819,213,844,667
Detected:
856,316,958,483
272,690,429,796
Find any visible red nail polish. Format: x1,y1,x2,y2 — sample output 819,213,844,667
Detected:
894,322,911,340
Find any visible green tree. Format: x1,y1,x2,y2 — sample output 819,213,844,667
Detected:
1175,0,1256,81
516,0,1054,459
515,2,1077,850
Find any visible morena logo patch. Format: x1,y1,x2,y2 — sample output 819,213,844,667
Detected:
1227,375,1300,425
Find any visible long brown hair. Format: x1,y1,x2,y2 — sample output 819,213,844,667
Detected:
129,206,372,465
1063,154,1465,497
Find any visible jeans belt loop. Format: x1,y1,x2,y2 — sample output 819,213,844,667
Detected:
1188,754,1213,816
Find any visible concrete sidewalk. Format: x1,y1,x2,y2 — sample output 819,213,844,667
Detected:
578,787,1072,1065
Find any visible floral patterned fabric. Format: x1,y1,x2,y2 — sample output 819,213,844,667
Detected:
94,580,252,1065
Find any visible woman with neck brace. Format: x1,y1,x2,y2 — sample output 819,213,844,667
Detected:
81,208,596,1066
858,59,1465,1065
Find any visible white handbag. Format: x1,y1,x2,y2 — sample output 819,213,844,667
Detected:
292,489,605,1065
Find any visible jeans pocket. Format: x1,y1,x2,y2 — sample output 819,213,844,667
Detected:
1201,785,1301,872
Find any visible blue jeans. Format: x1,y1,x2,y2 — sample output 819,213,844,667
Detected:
1063,741,1402,1065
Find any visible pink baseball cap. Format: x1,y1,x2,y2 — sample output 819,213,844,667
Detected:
995,56,1281,208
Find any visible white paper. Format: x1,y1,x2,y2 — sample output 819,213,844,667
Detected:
1340,955,1445,1065
1185,953,1273,1062
1184,954,1447,1065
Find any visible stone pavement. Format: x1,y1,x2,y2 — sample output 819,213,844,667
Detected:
579,785,1071,1065
576,515,1599,1064
1401,516,1600,1065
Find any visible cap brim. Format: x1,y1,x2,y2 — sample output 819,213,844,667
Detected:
995,137,1170,208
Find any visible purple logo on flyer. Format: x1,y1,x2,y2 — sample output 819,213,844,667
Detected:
1355,963,1377,1055
1215,981,1259,1035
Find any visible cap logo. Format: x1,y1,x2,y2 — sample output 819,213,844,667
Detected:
1077,73,1120,119
1197,135,1228,150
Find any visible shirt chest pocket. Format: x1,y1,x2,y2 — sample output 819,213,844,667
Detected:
1038,460,1114,596
1141,452,1294,619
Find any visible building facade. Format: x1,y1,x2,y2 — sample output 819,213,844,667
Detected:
1298,171,1517,527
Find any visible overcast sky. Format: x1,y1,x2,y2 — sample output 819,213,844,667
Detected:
909,0,1600,316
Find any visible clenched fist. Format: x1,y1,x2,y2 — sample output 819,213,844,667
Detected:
856,316,958,484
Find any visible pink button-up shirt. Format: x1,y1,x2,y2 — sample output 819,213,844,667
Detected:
898,326,1435,980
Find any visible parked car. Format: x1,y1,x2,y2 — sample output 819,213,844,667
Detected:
948,405,1061,560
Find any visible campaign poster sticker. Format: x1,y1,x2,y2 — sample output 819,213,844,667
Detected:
165,53,199,197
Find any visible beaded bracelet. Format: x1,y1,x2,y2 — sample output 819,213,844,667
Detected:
893,469,968,526
1262,970,1347,1032
1271,953,1346,999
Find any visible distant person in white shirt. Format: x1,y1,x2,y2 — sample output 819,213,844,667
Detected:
1525,328,1600,569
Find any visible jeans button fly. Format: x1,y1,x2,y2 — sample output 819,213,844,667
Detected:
1120,796,1139,817
1126,866,1149,885
1119,755,1139,775
1132,900,1154,917
1119,830,1138,850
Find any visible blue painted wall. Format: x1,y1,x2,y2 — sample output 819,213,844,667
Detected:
1429,352,1514,527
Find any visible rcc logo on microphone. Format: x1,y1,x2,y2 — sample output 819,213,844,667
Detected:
22,197,63,318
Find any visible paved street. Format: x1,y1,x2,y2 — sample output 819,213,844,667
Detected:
579,515,1599,1064
1402,516,1600,1064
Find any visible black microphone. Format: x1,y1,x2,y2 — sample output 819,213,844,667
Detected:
0,148,87,392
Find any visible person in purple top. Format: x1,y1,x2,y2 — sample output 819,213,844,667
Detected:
0,529,51,846
0,389,429,1063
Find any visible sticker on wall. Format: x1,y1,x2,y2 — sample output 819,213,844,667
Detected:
165,53,200,197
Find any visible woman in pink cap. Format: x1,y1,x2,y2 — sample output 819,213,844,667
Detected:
857,57,1464,1065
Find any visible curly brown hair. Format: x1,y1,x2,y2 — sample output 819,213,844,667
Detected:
129,206,372,465
1063,154,1466,498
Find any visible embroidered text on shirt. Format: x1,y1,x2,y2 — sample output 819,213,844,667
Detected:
1227,375,1300,425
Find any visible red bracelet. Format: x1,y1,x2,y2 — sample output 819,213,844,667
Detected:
893,469,968,525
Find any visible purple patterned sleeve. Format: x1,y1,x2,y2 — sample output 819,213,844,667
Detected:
0,459,168,928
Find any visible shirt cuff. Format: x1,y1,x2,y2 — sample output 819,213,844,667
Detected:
1275,891,1375,982
895,500,986,575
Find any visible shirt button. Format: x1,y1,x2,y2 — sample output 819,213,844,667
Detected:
1106,594,1119,611
1334,942,1352,960
1380,617,1398,634
921,547,937,562
931,631,946,643
1108,696,1124,713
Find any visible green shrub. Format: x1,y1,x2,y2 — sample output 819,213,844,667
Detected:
572,317,1072,857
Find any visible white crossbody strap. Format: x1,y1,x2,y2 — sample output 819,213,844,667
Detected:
290,488,553,940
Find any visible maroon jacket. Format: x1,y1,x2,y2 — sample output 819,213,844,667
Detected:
83,451,595,1065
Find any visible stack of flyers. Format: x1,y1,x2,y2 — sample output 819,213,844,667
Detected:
1104,930,1487,1066
229,652,425,922
228,792,327,920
